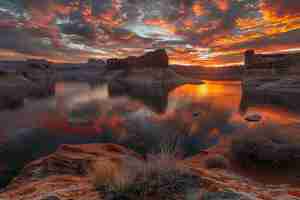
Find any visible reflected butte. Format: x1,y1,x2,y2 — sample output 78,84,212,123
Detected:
0,0,300,66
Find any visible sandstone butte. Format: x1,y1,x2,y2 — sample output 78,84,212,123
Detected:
0,142,300,200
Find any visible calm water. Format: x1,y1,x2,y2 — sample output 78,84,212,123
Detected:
0,80,300,186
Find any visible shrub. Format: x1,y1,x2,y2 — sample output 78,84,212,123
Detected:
231,125,300,170
118,121,183,156
91,156,140,194
92,153,202,200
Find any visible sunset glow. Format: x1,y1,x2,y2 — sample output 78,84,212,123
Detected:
0,0,300,66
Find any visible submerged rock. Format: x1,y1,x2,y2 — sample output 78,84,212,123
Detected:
244,114,262,122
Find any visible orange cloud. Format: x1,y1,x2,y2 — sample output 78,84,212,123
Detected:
213,0,230,12
260,0,300,21
192,1,207,16
144,19,177,34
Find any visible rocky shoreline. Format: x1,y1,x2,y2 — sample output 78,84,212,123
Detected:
242,50,300,111
0,49,203,112
242,77,300,111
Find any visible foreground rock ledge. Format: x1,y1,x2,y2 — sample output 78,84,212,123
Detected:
0,144,143,200
1,143,300,200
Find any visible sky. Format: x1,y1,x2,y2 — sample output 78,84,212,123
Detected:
0,0,300,67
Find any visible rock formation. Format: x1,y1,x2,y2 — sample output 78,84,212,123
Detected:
105,49,203,88
244,49,300,70
105,49,169,71
88,58,105,66
242,50,300,110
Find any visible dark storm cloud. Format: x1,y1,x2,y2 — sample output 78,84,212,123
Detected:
224,29,300,52
0,0,300,66
60,23,95,39
23,0,52,10
0,27,54,56
92,0,111,15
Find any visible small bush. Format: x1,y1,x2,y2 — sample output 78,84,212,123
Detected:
205,155,229,169
119,121,184,156
92,153,202,200
91,156,143,197
231,125,300,170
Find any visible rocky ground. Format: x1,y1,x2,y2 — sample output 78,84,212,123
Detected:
0,143,299,200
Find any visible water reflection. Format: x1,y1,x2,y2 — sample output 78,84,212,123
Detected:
169,81,241,111
108,81,181,113
240,89,300,126
1,80,300,187
240,89,300,113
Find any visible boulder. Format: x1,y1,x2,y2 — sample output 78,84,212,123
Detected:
244,113,262,122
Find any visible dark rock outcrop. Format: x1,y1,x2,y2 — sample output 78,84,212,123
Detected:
242,50,300,110
0,72,33,110
105,49,203,88
88,58,105,66
17,59,56,97
106,49,169,71
0,59,57,111
244,49,300,69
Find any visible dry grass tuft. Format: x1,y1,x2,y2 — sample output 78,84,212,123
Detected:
91,153,202,200
90,156,141,192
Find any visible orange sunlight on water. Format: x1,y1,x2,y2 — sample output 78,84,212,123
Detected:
170,81,241,109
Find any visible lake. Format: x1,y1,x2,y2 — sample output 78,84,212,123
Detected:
0,80,300,187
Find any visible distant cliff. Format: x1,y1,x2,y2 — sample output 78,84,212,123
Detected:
244,50,300,70
105,49,169,71
242,50,300,110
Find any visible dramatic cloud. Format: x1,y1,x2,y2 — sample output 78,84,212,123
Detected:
0,0,300,66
